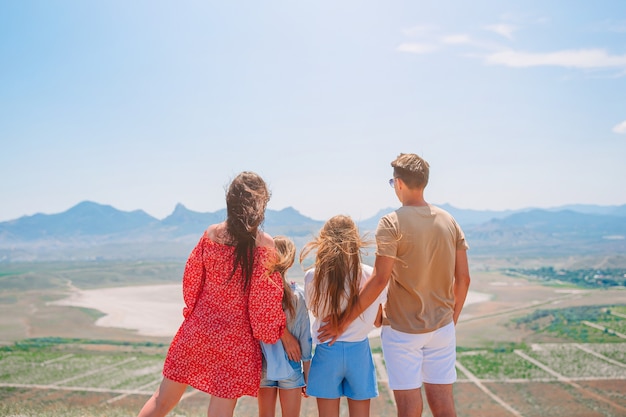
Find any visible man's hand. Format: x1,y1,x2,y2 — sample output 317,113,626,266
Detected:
318,256,394,345
281,329,301,362
317,317,346,345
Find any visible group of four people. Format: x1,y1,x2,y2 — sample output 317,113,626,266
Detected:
136,152,471,417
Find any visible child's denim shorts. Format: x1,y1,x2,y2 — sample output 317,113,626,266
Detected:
306,339,378,400
260,361,306,389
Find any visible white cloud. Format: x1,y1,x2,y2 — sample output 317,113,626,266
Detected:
440,34,471,45
484,23,517,40
613,120,626,134
485,48,626,69
396,42,438,54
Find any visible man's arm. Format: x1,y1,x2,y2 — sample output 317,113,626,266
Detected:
374,304,383,328
317,255,394,344
452,248,471,324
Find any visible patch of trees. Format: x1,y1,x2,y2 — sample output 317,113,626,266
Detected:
512,305,624,343
505,267,626,288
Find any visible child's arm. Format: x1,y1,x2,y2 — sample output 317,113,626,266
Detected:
281,329,302,362
301,360,311,398
374,304,383,328
295,290,313,363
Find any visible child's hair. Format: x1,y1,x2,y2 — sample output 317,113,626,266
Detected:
299,215,367,330
273,235,296,320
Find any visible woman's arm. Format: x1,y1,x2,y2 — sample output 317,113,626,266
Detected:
248,250,286,344
181,235,206,318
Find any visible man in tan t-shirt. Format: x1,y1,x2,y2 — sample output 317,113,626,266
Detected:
319,153,471,417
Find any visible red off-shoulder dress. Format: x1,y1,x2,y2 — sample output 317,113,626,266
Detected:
163,234,286,398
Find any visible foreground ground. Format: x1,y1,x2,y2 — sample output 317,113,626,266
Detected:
1,261,626,416
1,339,625,416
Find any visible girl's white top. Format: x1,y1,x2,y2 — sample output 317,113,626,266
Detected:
304,263,387,344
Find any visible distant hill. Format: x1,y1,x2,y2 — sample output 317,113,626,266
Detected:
0,201,158,240
358,204,521,230
465,209,626,257
545,204,626,217
0,201,624,262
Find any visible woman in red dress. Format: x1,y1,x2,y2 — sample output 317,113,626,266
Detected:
138,172,287,417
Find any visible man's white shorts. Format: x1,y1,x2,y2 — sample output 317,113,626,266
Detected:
381,322,457,390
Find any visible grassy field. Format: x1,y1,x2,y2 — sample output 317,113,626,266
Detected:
1,335,625,416
1,260,625,416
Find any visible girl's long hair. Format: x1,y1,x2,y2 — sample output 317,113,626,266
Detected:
273,235,296,320
225,171,270,291
300,215,366,330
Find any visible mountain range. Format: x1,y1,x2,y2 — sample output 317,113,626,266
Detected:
1,201,625,263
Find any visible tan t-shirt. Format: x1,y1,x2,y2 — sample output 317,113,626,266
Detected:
376,205,469,334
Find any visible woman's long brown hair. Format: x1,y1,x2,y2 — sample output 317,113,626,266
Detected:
225,171,270,291
300,215,367,330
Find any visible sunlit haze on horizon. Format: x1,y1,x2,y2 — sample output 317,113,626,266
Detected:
1,1,625,223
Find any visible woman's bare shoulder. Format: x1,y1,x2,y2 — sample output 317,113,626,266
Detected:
256,231,276,249
204,223,226,242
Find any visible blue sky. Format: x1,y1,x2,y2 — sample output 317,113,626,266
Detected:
1,1,625,223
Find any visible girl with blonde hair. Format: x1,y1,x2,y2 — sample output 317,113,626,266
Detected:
301,215,386,417
258,236,312,417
